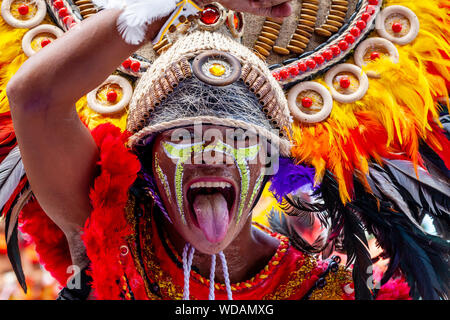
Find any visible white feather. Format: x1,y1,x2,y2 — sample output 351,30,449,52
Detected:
93,0,178,45
0,157,25,211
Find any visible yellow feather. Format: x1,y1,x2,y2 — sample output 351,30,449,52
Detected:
292,0,450,203
0,4,128,130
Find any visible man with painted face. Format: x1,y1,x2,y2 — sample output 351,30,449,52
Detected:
6,0,350,300
5,0,444,301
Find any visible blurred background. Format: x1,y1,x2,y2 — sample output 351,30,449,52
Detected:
0,219,59,300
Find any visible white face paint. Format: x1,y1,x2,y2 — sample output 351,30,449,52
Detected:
162,138,261,224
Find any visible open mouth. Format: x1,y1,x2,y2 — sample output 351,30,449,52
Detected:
185,179,237,243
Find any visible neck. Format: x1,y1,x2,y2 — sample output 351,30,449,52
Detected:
162,215,279,284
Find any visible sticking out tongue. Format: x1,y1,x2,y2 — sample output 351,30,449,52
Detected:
193,192,230,243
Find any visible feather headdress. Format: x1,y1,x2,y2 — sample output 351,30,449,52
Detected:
0,0,449,300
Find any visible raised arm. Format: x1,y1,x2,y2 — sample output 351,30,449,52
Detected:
6,9,167,268
5,0,293,273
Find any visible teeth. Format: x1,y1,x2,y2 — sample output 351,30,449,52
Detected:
190,181,232,189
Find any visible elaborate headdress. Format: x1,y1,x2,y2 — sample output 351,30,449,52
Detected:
0,0,449,299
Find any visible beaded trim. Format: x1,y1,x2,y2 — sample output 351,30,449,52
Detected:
127,57,291,139
270,0,383,87
161,225,290,293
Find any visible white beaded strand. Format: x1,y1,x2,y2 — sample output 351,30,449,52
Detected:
208,254,216,300
218,251,233,300
182,243,195,300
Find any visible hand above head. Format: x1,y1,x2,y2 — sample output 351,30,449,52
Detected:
196,0,293,19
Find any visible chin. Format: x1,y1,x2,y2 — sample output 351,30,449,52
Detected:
189,234,235,255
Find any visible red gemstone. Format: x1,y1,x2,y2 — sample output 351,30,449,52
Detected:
368,0,379,5
40,38,51,47
122,59,132,69
279,69,289,80
331,45,341,56
200,6,220,25
361,13,371,22
301,97,313,108
298,62,307,72
306,59,316,69
338,40,349,51
272,72,280,80
365,5,377,15
370,51,381,60
392,22,403,33
18,4,29,15
345,34,355,44
289,66,299,76
323,49,333,61
107,90,118,102
53,0,64,9
130,61,141,72
314,55,325,65
356,20,367,30
351,27,361,37
58,7,68,17
63,15,74,25
339,77,351,89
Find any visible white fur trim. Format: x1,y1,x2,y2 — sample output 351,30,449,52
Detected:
93,0,178,45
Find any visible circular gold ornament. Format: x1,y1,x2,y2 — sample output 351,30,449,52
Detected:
87,75,133,114
287,81,333,123
22,24,64,57
1,0,46,29
192,50,242,86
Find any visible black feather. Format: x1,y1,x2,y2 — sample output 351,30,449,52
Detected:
342,208,373,300
419,141,450,180
302,166,450,300
267,209,328,254
350,164,450,300
383,159,450,225
307,172,373,299
4,194,27,293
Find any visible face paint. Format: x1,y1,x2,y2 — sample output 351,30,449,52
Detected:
162,141,204,224
247,170,265,215
162,139,261,225
154,154,172,200
203,140,260,222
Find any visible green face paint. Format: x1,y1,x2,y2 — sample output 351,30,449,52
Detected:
154,154,172,200
162,138,262,225
248,171,265,212
162,141,204,224
203,140,261,222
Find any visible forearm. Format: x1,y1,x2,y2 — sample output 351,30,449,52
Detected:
7,8,167,111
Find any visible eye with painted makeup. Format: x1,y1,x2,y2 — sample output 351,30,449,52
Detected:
170,128,202,145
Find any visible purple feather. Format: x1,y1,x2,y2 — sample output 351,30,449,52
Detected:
269,158,316,203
